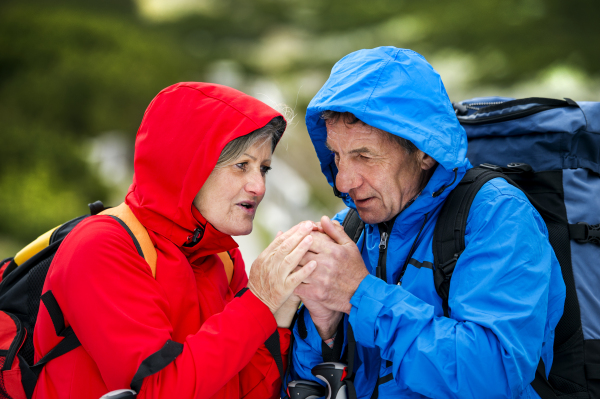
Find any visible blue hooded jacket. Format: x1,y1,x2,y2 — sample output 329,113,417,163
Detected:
288,47,566,398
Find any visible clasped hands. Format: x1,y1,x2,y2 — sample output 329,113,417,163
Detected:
248,216,368,338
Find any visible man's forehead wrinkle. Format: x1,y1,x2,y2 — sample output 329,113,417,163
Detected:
348,146,373,155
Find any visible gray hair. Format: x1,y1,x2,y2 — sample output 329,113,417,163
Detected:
320,111,418,154
215,116,286,168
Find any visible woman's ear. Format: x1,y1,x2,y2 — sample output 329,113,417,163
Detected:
420,153,437,171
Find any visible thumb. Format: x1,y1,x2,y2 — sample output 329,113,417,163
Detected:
321,215,353,245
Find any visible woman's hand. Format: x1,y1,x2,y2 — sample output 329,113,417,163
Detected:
273,293,301,328
248,221,317,315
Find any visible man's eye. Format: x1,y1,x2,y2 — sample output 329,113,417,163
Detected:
359,154,369,160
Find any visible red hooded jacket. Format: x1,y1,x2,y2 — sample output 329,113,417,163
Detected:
33,83,290,398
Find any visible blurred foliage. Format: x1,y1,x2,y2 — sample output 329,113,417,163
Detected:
1,0,599,257
0,0,192,246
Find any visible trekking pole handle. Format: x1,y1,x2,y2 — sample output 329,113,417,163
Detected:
311,362,348,399
99,389,136,399
287,379,326,399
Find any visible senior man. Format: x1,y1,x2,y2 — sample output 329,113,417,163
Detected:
288,47,566,398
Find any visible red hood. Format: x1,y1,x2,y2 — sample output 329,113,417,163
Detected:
125,82,284,258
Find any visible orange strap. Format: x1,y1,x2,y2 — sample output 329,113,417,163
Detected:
99,203,233,284
217,251,234,285
99,203,158,278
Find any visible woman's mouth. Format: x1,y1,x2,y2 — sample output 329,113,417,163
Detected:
237,201,256,214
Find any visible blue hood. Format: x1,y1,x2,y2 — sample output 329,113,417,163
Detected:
306,46,470,208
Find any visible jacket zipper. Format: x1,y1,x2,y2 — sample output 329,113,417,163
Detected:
464,101,505,110
375,218,395,281
376,231,388,280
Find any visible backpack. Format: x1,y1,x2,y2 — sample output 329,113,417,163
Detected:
453,96,600,399
342,97,600,398
0,201,158,399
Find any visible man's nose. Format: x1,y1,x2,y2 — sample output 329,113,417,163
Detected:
335,162,360,193
245,171,266,197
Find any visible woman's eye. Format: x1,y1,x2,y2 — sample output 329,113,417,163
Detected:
235,162,247,171
261,166,272,175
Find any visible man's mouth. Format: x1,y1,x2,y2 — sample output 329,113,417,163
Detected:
354,197,374,206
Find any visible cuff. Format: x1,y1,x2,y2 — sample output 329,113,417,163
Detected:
235,289,278,341
349,275,396,348
278,327,292,355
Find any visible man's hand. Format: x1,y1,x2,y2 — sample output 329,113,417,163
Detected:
295,215,369,316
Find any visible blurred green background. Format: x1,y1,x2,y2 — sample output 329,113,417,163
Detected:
1,0,599,263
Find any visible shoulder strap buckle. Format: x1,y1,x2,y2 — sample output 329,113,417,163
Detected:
571,222,600,246
479,163,503,172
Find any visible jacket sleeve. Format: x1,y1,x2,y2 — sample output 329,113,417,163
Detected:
287,307,330,384
348,185,566,398
48,218,279,399
227,248,292,398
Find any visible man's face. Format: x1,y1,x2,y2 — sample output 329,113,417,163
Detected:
326,119,425,224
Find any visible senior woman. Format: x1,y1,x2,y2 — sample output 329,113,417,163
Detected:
32,82,316,398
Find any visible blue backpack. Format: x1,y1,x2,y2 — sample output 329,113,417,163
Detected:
452,97,600,399
321,97,599,399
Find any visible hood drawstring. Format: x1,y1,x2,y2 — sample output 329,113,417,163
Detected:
432,168,458,197
396,212,429,284
184,225,205,247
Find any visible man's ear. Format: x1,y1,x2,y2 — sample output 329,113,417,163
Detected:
420,153,437,171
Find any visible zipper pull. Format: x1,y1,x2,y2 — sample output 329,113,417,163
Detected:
379,232,388,250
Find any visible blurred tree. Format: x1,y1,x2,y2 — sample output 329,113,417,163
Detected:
1,0,598,256
0,0,193,246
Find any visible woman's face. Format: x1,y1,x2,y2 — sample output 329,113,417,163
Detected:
193,140,272,236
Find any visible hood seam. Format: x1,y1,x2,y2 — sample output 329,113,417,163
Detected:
362,56,393,118
180,84,265,130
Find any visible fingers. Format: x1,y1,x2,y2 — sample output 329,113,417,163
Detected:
298,252,318,266
304,231,337,254
263,220,312,254
280,233,314,275
286,260,316,288
321,215,353,245
314,221,324,233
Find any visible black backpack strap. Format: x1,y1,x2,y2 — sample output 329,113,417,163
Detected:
343,208,365,243
26,215,148,391
264,330,285,382
30,291,82,382
130,340,184,393
433,166,560,398
281,307,305,399
340,209,365,399
107,215,145,259
433,166,515,317
343,325,358,399
530,359,559,399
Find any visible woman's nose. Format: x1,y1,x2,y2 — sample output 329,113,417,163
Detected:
245,171,266,197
